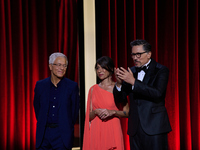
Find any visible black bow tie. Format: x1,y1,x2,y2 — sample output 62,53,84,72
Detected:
135,66,148,73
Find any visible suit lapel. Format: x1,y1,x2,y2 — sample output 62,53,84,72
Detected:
58,78,68,109
131,67,138,79
43,77,51,112
142,59,156,84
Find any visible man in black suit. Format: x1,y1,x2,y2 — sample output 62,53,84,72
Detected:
114,39,172,150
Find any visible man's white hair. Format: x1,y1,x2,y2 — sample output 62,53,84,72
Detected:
49,52,68,65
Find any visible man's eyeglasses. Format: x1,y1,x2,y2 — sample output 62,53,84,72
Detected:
53,63,67,68
131,51,147,58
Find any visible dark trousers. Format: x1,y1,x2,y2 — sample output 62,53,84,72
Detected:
129,123,168,150
37,126,69,150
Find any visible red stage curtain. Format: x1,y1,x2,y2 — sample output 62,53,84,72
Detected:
0,0,78,149
95,0,200,150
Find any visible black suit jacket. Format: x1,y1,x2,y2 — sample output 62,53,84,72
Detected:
113,59,172,136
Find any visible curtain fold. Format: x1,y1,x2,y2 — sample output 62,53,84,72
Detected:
96,0,200,149
0,0,78,149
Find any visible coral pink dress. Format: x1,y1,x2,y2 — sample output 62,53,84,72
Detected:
83,84,124,150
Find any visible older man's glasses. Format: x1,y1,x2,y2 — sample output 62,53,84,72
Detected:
53,63,67,68
131,52,147,58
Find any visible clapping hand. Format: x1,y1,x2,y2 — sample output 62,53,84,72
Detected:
115,67,135,85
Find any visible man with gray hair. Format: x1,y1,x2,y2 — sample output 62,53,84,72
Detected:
34,52,79,150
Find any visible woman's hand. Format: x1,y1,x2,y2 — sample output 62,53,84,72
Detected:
94,109,116,120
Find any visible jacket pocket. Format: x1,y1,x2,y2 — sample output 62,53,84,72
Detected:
151,106,166,113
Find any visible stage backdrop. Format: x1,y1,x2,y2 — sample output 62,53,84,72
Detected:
95,0,199,150
0,0,200,150
0,0,78,149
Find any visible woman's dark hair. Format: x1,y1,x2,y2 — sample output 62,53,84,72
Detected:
95,56,115,75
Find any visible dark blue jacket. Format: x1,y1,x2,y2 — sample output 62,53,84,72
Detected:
33,77,79,149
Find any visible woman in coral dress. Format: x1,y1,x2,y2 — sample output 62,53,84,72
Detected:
83,56,129,150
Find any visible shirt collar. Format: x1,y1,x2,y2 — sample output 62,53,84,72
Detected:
143,59,151,69
50,76,64,88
